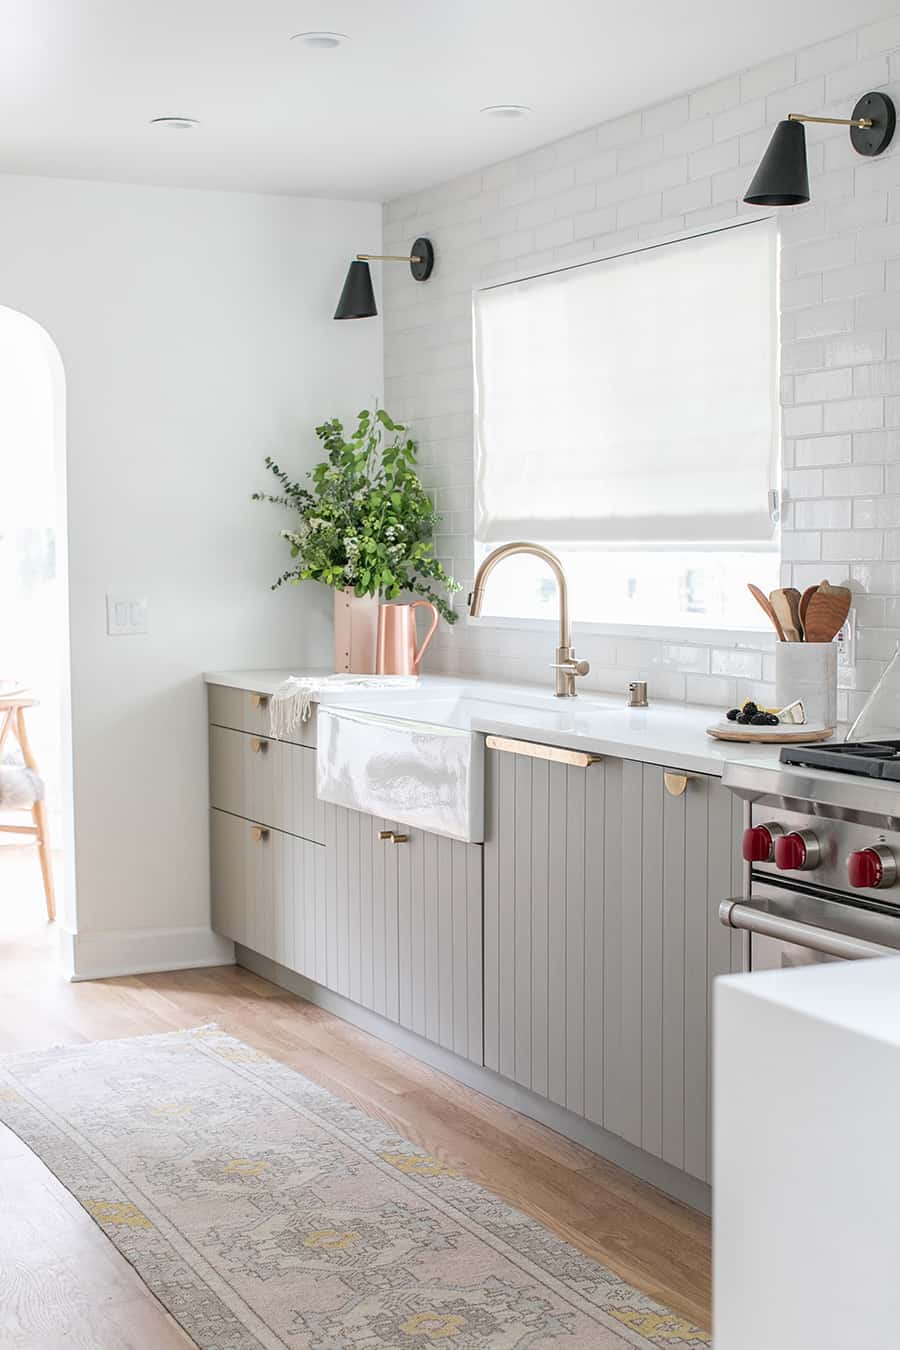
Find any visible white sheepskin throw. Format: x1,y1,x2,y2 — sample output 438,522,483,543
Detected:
0,765,44,809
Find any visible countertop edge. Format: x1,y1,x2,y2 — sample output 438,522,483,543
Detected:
204,668,784,778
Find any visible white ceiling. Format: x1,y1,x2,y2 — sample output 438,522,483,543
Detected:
1,1,896,202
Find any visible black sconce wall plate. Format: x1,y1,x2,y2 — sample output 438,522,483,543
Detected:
410,237,434,281
850,92,895,156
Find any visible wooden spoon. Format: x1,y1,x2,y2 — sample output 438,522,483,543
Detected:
803,582,851,643
748,583,786,641
770,587,803,642
798,584,819,639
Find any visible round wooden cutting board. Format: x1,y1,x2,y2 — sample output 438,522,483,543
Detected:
706,723,834,744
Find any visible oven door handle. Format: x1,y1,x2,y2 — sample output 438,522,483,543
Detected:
719,898,899,962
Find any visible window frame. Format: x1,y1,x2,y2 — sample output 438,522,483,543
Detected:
468,213,781,640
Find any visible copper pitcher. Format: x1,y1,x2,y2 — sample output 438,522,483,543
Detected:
375,601,439,675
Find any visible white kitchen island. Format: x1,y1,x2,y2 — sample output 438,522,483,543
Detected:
714,956,900,1349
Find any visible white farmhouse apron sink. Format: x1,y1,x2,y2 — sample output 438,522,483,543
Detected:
316,701,484,843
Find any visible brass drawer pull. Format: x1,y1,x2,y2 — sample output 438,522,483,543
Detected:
249,737,268,754
663,771,691,797
251,826,269,842
249,694,269,709
379,830,409,844
485,734,601,769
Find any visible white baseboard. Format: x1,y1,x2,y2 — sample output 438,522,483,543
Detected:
59,925,235,981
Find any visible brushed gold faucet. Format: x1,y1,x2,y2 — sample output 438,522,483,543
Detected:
468,542,590,697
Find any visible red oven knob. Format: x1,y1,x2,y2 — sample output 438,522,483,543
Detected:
774,830,821,872
848,846,897,890
742,823,783,863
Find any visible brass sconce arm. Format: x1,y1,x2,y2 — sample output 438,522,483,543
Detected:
356,252,425,263
787,112,873,129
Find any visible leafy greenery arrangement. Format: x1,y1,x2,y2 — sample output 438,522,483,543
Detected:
253,408,460,623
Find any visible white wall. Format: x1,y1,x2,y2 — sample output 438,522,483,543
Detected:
383,15,900,723
0,173,382,975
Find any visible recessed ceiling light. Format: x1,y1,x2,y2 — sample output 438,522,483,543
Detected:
149,117,200,130
291,31,349,49
481,104,531,119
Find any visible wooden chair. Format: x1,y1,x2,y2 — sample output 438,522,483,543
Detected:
0,695,56,921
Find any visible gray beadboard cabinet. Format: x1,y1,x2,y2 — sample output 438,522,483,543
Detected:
208,686,483,1064
482,742,743,1183
208,683,742,1202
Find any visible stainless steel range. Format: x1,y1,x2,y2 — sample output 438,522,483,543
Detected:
721,741,900,969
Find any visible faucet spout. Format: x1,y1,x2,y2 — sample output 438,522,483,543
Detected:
469,542,589,697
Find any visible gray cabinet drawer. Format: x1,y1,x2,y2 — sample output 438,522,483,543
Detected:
210,808,322,980
207,684,316,748
209,725,324,844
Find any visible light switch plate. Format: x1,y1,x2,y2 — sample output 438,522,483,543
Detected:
106,594,149,636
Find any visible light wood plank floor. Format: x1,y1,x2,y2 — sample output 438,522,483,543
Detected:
0,922,711,1346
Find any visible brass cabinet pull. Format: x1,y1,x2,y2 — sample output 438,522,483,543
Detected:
379,830,409,844
378,830,394,841
249,737,269,754
663,771,690,797
249,693,269,709
251,825,269,842
485,734,601,769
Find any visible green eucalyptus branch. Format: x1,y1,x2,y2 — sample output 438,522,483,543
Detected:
253,409,460,623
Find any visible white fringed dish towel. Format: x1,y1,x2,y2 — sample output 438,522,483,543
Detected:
269,674,419,739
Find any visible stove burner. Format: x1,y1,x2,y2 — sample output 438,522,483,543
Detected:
780,739,900,779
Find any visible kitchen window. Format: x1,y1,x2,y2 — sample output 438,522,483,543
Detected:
472,217,779,631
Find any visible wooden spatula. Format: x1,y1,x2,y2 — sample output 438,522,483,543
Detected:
798,584,819,638
747,583,786,640
803,582,851,643
770,587,803,642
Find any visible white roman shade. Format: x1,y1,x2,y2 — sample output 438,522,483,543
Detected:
473,218,778,548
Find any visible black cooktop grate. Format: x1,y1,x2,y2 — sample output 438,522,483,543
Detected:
780,740,900,779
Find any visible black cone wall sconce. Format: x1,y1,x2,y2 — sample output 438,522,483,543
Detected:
334,237,435,319
745,91,895,206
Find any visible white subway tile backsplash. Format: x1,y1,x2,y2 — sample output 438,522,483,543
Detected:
797,32,858,78
821,529,883,561
853,428,900,461
690,76,741,119
784,404,824,436
823,397,884,433
794,434,852,466
823,330,885,367
794,499,851,530
859,15,900,56
822,261,885,300
823,464,884,495
854,496,900,529
384,23,900,701
784,466,824,497
573,150,619,186
740,53,797,100
854,361,900,396
795,368,853,403
711,648,763,680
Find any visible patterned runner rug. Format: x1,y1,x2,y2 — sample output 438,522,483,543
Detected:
0,1026,709,1348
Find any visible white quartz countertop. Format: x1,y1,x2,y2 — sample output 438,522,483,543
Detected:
204,668,786,777
718,955,900,1046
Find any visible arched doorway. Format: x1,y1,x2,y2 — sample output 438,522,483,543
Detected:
0,305,73,952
